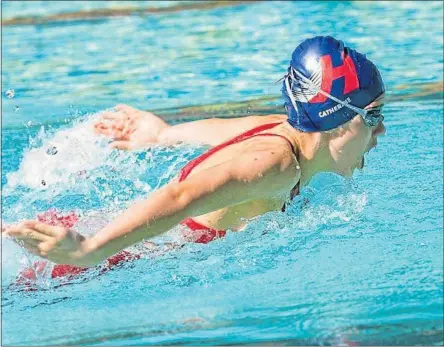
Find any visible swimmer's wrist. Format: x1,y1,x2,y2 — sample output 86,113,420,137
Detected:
77,234,122,267
75,237,103,267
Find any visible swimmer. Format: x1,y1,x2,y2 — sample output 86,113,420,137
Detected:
5,36,386,268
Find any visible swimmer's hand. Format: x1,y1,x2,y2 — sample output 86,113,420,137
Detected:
3,221,93,267
93,104,168,150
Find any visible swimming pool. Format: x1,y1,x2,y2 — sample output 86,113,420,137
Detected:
2,1,443,345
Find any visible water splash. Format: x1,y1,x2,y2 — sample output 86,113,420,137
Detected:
1,110,207,287
3,111,203,223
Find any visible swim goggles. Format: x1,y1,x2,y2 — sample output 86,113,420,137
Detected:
284,66,385,128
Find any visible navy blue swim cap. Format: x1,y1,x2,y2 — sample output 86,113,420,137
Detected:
282,36,385,132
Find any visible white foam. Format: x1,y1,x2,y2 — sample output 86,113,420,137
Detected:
6,115,112,190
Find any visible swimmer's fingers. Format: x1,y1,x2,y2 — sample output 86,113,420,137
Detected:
94,124,131,141
9,220,65,240
115,104,137,114
96,120,133,135
96,110,137,127
94,124,116,136
94,119,125,131
5,228,51,258
104,117,136,135
99,111,128,121
37,240,59,256
3,222,26,237
100,106,139,122
1,223,10,235
4,222,52,242
94,114,128,133
120,120,135,138
23,243,46,257
38,236,85,260
27,221,68,238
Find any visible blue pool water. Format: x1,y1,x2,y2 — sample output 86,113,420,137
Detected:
2,1,443,345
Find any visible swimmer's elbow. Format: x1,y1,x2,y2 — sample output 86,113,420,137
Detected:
170,172,237,217
167,184,194,211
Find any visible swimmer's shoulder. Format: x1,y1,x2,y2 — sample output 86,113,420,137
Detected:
253,134,301,184
242,136,300,180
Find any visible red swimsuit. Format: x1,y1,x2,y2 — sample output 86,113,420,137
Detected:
17,122,296,285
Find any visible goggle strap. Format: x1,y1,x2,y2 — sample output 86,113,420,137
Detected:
285,75,299,112
290,67,367,118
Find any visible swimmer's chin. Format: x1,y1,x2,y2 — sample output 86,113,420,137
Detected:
347,157,365,176
333,157,366,178
353,157,365,173
337,167,354,178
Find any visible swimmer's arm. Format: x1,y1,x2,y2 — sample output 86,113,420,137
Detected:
79,150,299,266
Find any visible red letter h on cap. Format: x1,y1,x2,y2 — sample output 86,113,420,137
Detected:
310,53,359,103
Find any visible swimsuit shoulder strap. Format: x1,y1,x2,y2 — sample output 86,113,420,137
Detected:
245,133,296,154
179,122,283,181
